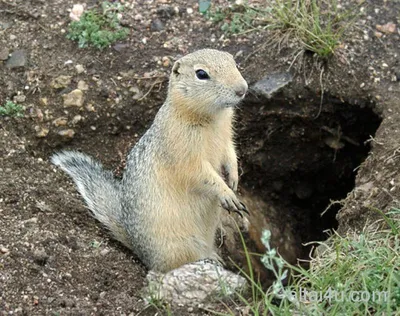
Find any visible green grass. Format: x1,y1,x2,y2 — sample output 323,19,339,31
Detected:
67,1,129,49
0,101,24,117
230,207,400,315
204,0,358,57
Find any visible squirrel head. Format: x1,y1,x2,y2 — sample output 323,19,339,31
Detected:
168,49,248,120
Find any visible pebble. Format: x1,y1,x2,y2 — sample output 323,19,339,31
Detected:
58,129,75,138
376,22,397,34
63,89,84,107
51,75,72,89
150,18,164,32
71,115,82,124
6,50,27,69
186,8,193,14
52,117,68,127
77,80,89,91
35,126,49,138
75,64,85,74
9,34,17,41
0,246,9,254
40,97,48,106
32,248,48,266
162,56,171,67
0,47,9,61
86,103,95,112
13,94,26,103
252,72,293,98
134,14,143,21
129,86,143,100
100,248,110,256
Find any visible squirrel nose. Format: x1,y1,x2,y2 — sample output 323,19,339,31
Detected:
235,86,247,98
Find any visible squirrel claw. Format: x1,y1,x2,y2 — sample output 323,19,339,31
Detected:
220,196,249,217
240,202,249,215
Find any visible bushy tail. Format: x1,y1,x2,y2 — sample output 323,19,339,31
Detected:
51,151,131,249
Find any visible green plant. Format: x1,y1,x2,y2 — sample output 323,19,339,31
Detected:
67,1,129,49
205,0,358,58
0,101,24,117
229,208,400,315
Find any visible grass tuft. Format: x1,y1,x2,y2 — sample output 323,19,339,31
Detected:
0,101,24,117
232,208,400,315
204,0,358,57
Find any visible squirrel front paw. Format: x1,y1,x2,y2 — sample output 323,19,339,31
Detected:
221,164,238,192
219,190,249,217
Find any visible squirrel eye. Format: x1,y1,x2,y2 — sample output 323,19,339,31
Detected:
195,69,210,80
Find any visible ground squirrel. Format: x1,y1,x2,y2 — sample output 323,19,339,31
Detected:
51,49,248,272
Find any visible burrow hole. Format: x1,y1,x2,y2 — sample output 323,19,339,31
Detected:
237,92,382,260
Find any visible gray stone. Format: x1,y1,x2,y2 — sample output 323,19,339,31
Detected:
6,50,27,69
150,18,164,32
143,260,247,306
0,48,10,61
251,72,293,99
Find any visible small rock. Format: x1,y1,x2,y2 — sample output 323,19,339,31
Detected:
376,22,397,34
161,56,171,67
157,6,177,19
6,50,27,69
40,98,48,106
0,246,9,254
100,248,110,256
374,31,383,38
151,18,164,32
134,13,143,21
24,217,38,225
252,72,293,99
35,126,49,138
77,80,89,91
52,117,68,127
143,260,247,306
32,248,48,266
71,115,82,125
0,47,10,61
186,7,193,14
0,21,12,31
86,103,95,112
129,86,143,100
9,34,17,41
63,89,84,107
58,129,75,139
51,75,72,89
395,70,400,82
75,64,85,74
113,43,129,52
13,94,26,103
70,4,84,21
60,298,75,308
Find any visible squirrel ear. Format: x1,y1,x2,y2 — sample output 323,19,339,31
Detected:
172,61,181,77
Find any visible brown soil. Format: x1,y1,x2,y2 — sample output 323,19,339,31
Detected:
1,0,399,315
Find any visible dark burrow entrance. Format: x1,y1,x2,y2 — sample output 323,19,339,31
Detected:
236,91,382,264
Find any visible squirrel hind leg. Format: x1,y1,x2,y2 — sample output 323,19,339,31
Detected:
51,151,132,249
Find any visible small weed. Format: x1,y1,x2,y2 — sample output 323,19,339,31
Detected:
204,0,358,57
0,101,24,117
67,1,129,49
